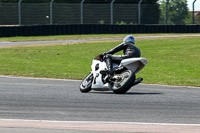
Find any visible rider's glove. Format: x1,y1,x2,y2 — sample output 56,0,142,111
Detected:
99,53,104,59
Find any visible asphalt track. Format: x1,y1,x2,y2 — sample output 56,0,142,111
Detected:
1,34,200,47
0,76,200,132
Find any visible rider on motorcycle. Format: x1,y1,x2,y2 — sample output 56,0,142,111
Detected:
100,35,141,80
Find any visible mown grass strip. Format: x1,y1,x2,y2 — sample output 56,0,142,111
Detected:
0,37,199,87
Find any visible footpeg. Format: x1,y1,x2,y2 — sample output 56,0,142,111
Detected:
133,77,143,86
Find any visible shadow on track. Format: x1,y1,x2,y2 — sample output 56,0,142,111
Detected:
90,91,162,95
125,92,163,95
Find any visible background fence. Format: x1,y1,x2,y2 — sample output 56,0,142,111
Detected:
0,1,174,25
0,1,199,25
1,1,200,26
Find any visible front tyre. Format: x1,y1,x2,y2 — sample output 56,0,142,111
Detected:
112,70,135,94
80,73,93,93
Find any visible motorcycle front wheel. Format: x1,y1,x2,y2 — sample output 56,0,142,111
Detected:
112,70,135,94
80,73,93,93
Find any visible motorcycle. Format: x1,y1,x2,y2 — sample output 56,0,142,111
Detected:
80,54,147,94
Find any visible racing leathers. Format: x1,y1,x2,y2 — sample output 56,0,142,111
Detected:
102,42,141,75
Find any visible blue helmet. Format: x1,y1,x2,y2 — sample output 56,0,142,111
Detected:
123,35,135,44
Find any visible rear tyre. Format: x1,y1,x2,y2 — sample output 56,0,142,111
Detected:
80,73,93,93
112,70,135,94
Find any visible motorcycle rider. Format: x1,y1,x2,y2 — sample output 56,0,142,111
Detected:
100,35,141,81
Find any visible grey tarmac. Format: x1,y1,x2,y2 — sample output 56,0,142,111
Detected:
0,76,200,133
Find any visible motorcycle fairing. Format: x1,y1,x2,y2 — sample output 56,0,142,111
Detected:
119,57,147,73
91,59,111,90
90,57,147,90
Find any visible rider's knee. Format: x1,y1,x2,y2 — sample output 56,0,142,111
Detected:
104,54,112,59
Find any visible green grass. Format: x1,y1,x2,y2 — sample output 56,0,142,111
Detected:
1,33,198,42
137,38,200,87
0,37,199,87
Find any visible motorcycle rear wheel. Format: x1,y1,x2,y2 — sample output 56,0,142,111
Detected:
112,70,135,94
80,73,93,93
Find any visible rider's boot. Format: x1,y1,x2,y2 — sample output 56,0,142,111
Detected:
104,55,115,82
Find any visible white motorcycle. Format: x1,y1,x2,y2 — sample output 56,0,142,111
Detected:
80,54,147,94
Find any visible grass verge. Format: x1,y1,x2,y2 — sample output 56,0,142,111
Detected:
1,33,199,42
0,36,199,87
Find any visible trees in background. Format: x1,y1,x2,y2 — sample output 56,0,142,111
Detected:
159,0,191,24
168,0,189,24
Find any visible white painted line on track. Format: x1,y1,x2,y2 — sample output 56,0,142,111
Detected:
0,119,200,133
0,82,68,87
1,75,200,89
0,75,80,82
1,119,200,126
